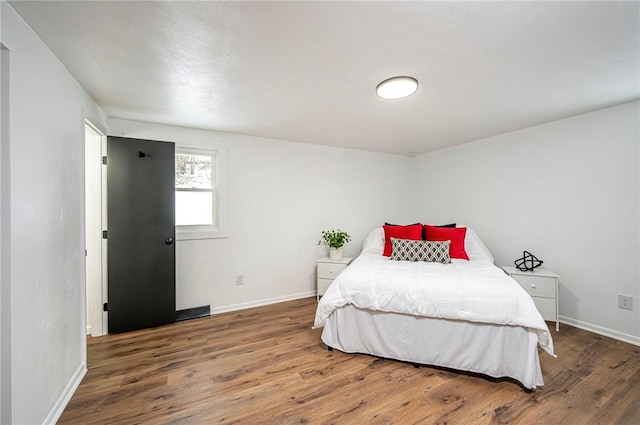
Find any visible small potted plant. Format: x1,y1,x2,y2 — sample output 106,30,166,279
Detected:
318,229,351,261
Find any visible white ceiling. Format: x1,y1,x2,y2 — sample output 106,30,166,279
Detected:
10,1,640,155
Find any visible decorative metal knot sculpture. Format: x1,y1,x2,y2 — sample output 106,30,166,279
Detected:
514,251,543,272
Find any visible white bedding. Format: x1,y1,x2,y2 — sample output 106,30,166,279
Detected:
314,235,554,357
322,305,545,388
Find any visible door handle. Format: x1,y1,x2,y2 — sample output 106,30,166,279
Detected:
165,237,174,245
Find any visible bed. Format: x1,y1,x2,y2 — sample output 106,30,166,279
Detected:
313,226,555,389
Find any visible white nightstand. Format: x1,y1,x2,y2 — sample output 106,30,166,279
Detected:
317,257,352,301
502,266,560,331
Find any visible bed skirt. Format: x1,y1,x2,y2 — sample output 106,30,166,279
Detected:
321,305,544,389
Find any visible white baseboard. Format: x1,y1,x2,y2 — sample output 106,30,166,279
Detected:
43,362,87,425
210,291,316,316
560,315,640,347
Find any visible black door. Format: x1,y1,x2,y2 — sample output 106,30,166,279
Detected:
107,136,175,333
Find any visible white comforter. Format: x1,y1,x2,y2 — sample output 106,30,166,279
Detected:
314,252,554,356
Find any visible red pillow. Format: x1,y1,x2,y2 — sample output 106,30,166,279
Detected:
423,225,469,260
383,224,422,257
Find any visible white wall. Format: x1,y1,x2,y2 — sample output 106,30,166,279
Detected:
108,118,415,313
0,41,11,425
1,3,106,424
413,101,640,343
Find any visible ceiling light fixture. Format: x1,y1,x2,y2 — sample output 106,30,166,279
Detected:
376,76,418,100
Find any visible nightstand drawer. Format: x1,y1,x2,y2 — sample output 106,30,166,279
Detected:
318,262,347,279
512,275,556,299
502,266,559,331
531,296,557,322
317,278,333,296
317,257,352,301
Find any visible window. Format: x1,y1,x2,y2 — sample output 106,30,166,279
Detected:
176,152,214,226
175,146,227,240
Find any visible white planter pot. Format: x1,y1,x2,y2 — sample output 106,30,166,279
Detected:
329,247,343,261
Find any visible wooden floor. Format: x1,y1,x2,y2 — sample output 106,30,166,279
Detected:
59,297,640,425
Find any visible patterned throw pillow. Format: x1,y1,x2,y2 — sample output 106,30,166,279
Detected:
390,238,451,264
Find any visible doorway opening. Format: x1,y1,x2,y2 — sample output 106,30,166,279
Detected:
84,121,107,336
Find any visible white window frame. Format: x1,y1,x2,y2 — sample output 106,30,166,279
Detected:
175,145,228,240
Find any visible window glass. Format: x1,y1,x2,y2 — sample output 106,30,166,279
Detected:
176,154,212,189
176,191,213,226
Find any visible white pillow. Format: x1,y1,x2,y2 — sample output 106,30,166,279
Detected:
362,227,384,254
461,226,494,263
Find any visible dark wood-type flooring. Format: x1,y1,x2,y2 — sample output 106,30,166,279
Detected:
59,297,640,424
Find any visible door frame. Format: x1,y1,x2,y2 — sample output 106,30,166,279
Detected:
84,120,107,336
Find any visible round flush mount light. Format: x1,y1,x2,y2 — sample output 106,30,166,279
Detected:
376,76,418,100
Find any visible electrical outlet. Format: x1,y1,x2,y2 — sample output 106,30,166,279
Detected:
618,294,633,311
235,274,244,285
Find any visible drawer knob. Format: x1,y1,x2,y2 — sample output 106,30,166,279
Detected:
531,284,536,289
329,270,334,274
